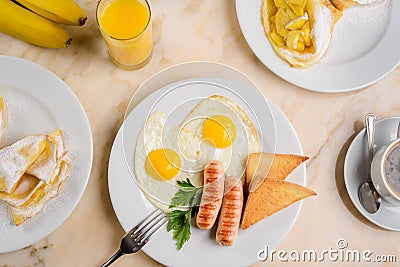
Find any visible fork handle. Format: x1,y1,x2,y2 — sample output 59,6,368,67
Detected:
100,249,123,267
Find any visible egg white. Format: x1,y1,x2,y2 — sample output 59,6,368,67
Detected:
180,95,259,180
134,111,216,212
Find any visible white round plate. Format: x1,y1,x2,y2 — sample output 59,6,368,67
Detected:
344,117,400,231
0,56,93,253
236,0,400,92
108,62,307,266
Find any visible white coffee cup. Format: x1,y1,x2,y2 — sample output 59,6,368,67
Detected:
371,138,400,205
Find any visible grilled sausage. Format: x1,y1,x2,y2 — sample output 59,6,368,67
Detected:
196,161,225,229
216,176,244,246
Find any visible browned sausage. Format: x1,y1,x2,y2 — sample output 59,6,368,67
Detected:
216,176,243,246
196,161,225,229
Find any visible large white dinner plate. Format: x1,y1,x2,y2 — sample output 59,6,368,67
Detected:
0,56,93,253
236,0,400,92
345,117,400,231
108,62,307,266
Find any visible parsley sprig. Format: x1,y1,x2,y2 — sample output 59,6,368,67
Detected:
167,178,202,250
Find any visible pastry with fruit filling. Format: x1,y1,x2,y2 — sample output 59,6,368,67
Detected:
0,129,70,226
261,0,342,67
0,130,66,207
10,159,70,226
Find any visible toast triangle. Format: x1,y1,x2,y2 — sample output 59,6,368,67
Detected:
241,179,316,229
246,153,309,191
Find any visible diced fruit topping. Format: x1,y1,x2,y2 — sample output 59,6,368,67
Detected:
285,8,297,19
268,0,313,52
274,0,289,8
286,30,305,51
301,21,312,46
267,0,278,17
287,0,306,5
287,0,306,16
270,24,285,46
269,15,276,23
286,12,308,31
275,8,290,37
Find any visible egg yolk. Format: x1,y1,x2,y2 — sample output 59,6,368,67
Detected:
202,115,236,148
145,148,181,181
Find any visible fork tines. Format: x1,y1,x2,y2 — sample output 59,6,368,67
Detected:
130,209,168,243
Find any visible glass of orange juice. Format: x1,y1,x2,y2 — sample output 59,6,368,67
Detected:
96,0,153,69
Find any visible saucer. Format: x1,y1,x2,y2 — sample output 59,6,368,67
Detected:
344,117,400,231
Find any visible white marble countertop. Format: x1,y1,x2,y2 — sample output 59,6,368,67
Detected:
0,0,400,266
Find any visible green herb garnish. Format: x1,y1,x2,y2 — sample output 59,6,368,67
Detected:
167,178,202,250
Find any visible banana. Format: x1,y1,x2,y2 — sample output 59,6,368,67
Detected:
13,0,87,26
0,0,72,48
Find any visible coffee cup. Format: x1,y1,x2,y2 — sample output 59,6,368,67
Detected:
371,138,400,205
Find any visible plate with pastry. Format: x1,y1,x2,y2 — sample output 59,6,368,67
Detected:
236,0,400,92
0,56,93,253
108,62,316,266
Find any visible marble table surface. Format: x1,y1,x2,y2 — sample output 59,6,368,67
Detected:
0,0,400,266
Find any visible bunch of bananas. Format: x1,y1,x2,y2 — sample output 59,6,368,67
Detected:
0,0,87,48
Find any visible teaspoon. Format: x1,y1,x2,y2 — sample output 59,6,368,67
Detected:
358,113,381,214
397,121,400,140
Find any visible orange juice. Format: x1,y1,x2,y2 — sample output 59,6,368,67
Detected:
97,0,153,69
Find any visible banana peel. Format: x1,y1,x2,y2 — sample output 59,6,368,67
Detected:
14,0,87,26
0,0,72,48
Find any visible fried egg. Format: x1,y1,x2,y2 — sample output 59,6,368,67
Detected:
181,95,259,180
135,111,216,212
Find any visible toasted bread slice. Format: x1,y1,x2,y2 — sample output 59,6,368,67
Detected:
241,179,316,229
246,153,308,191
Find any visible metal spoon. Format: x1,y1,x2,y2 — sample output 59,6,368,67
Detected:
397,121,400,140
358,113,381,213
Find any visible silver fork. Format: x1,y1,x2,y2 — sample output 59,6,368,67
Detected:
100,209,168,267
